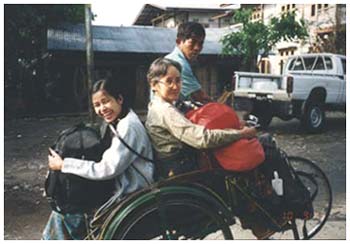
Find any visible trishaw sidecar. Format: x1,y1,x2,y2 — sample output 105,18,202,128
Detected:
90,155,332,240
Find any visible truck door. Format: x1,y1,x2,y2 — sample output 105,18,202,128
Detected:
339,58,346,104
323,56,341,103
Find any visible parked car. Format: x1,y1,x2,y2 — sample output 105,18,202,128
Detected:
232,53,346,132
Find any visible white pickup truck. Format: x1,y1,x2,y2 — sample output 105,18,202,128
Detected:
232,53,346,132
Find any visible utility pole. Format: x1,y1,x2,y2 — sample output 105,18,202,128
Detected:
85,4,95,122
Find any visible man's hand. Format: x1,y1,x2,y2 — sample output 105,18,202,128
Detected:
48,148,63,170
190,89,212,104
239,126,257,139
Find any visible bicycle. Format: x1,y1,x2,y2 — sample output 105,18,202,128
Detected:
87,153,331,240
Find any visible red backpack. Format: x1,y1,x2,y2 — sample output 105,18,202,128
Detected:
186,103,265,171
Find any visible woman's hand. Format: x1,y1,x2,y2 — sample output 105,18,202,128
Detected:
239,126,257,139
48,148,63,170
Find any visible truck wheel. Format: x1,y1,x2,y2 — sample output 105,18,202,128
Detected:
301,103,325,133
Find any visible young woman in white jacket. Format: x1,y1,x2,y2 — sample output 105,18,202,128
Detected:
42,78,154,240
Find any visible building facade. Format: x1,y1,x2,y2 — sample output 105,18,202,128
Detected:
236,4,346,74
135,4,346,75
133,4,237,28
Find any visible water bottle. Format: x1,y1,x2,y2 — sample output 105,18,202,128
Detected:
272,171,283,196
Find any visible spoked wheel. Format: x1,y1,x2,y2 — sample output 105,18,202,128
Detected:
270,156,332,239
108,198,233,240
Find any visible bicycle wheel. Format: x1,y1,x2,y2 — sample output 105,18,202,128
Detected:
108,197,234,240
270,156,332,239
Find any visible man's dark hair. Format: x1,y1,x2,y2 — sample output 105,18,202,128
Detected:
177,22,206,41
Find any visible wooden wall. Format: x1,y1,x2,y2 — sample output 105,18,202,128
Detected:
44,51,238,113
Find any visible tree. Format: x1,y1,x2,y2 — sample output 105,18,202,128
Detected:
221,8,309,71
4,4,85,115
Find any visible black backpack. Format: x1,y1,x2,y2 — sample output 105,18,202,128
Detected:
45,123,115,214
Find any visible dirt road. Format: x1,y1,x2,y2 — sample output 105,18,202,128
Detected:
3,112,346,240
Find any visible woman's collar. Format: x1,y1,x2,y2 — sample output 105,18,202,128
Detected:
153,95,177,105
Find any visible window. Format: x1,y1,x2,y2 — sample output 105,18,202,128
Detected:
289,57,304,71
324,56,333,70
311,5,316,16
288,58,295,70
282,4,296,12
280,48,296,58
252,11,262,20
317,4,322,10
341,58,346,75
313,57,325,70
293,58,304,70
324,4,329,9
260,59,270,74
303,57,316,70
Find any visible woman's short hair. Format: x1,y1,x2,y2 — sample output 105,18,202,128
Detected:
92,78,130,114
147,57,182,85
177,22,206,42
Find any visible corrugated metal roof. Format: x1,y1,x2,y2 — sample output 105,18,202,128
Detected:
47,24,234,55
133,4,164,26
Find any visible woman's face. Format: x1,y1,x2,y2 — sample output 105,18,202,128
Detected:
92,90,123,123
152,65,182,103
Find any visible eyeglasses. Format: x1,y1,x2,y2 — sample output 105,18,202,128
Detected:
158,78,182,87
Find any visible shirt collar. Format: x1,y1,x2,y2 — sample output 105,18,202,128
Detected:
153,95,177,106
174,46,187,61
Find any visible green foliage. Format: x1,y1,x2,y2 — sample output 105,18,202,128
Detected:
269,12,308,44
221,8,308,71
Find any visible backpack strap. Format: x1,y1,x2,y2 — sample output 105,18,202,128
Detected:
108,124,165,185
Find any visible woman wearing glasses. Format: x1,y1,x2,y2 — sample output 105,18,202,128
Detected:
145,58,257,178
